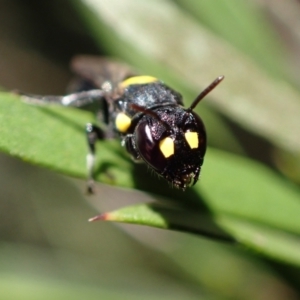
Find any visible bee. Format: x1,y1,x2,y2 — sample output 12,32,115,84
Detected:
21,55,224,192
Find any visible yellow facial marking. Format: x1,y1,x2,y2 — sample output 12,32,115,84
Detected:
120,76,158,88
115,113,131,133
159,137,174,158
185,131,199,149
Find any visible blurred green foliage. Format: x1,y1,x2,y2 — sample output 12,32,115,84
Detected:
1,0,300,299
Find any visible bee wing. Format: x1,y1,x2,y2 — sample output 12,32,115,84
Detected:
70,55,136,90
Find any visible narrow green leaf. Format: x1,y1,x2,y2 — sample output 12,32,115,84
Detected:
200,149,300,235
0,92,132,186
175,0,285,77
0,94,85,173
217,216,300,266
89,201,300,266
89,203,234,243
2,92,300,241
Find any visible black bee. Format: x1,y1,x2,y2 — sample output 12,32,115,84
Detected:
21,56,224,192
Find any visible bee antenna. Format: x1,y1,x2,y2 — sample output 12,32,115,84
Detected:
188,75,224,111
130,103,172,131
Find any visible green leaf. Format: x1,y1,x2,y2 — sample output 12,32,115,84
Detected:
0,93,87,176
218,216,300,266
175,0,285,77
0,92,132,186
89,203,234,243
89,149,300,266
90,199,300,266
2,91,300,265
200,149,300,235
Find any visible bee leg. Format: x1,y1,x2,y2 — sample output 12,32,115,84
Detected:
18,89,104,108
86,123,105,194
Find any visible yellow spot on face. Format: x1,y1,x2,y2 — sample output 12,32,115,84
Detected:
115,113,131,133
185,131,199,149
120,76,158,88
159,137,174,158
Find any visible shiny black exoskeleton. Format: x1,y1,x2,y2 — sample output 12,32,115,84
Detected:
117,82,206,189
21,55,224,192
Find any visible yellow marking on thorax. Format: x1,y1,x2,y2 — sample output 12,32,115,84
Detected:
120,76,158,88
185,131,199,149
115,113,132,133
159,137,174,158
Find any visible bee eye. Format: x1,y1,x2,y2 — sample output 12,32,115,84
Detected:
135,121,169,172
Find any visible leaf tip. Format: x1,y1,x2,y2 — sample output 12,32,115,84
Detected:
88,213,112,222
